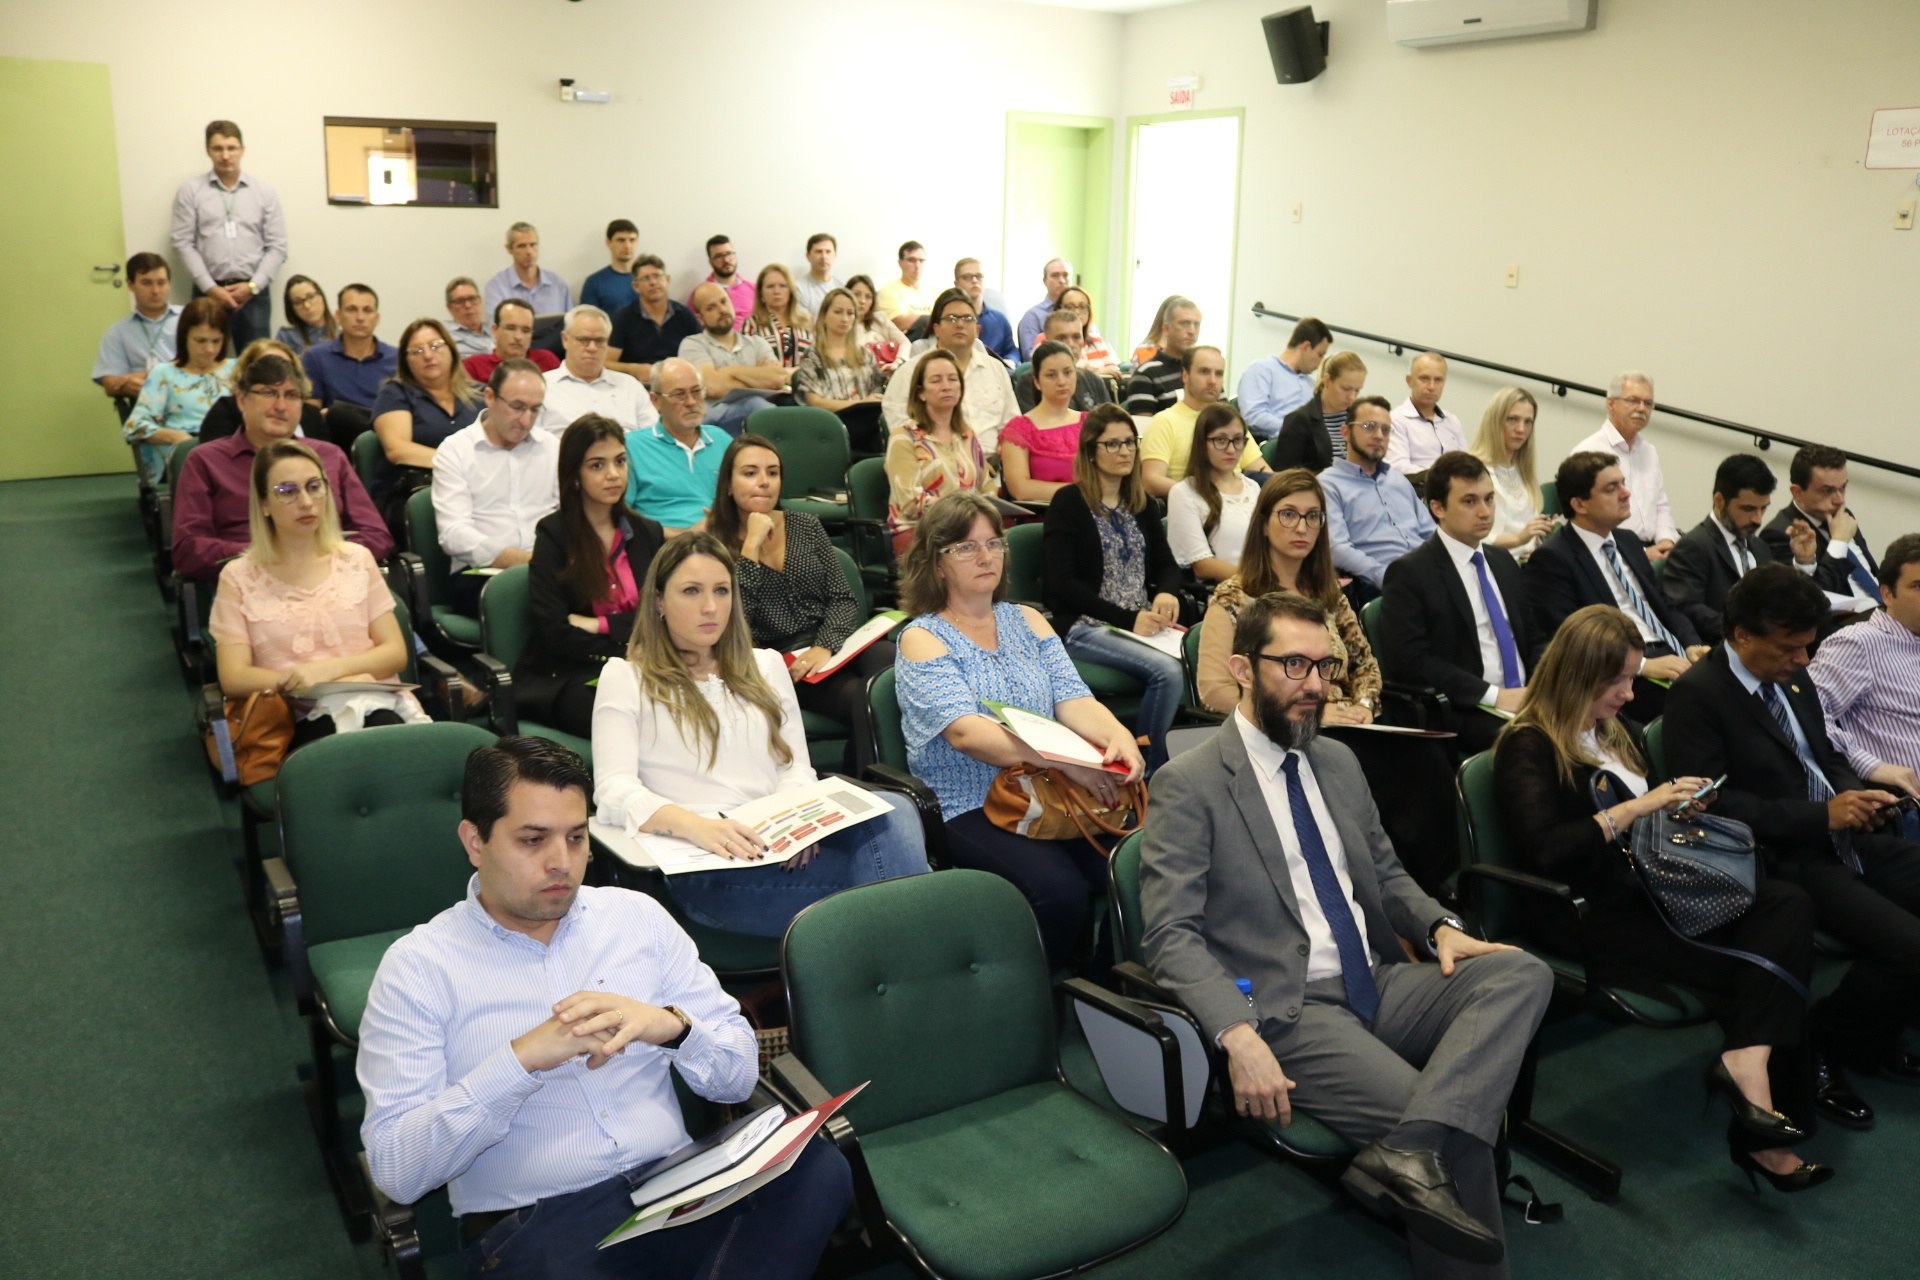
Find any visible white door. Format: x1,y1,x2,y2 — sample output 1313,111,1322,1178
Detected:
1127,114,1241,369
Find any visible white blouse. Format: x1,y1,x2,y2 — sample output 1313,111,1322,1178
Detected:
1580,728,1648,797
592,648,814,830
1166,474,1257,569
1488,463,1543,560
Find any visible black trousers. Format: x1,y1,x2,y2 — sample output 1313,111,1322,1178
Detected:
1778,834,1920,1067
943,808,1107,972
792,641,893,774
1582,880,1817,1147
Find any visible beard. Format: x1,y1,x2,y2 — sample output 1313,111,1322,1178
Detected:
1255,681,1322,752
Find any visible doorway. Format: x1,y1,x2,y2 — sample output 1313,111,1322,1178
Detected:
1123,110,1243,370
1002,114,1113,340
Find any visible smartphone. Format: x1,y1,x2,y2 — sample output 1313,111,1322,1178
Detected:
1671,774,1727,819
1887,794,1920,816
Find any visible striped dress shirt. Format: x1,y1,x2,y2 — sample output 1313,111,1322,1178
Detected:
357,878,757,1213
1808,610,1920,778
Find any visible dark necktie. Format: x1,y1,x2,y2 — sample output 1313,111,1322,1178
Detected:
1280,755,1380,1022
1471,550,1523,688
1731,537,1753,576
1843,546,1884,605
1601,537,1682,653
1760,682,1861,873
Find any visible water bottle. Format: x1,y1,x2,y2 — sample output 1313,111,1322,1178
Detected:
1235,977,1255,1016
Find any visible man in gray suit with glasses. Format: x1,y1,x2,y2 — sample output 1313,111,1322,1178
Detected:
1141,590,1552,1277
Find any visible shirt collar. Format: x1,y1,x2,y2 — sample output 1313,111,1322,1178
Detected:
133,304,182,324
1330,457,1393,480
1570,521,1614,556
1232,707,1297,781
1398,397,1446,423
460,873,589,943
1436,528,1483,566
1598,421,1634,453
1724,644,1767,697
556,366,608,387
207,170,248,190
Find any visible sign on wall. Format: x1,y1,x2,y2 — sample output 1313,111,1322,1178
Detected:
1865,107,1920,170
1166,75,1198,112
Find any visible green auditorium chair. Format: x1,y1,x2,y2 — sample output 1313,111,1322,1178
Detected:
1360,596,1452,730
1003,520,1145,724
351,430,384,505
747,404,851,525
845,455,898,606
471,564,593,766
400,486,482,658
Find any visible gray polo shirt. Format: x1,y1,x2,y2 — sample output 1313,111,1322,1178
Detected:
678,330,776,401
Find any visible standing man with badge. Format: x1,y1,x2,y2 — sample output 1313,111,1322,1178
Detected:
170,120,288,350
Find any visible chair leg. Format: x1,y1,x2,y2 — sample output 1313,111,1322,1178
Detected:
304,1017,374,1241
1507,1035,1621,1200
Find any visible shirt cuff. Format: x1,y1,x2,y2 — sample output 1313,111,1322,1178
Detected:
1827,540,1850,560
1483,685,1502,708
1213,1018,1255,1049
1793,560,1816,575
464,1043,546,1115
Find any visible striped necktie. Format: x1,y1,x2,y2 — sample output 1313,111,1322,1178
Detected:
1760,682,1861,873
1601,537,1683,653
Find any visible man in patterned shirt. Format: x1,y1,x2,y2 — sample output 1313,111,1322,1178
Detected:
1810,534,1920,838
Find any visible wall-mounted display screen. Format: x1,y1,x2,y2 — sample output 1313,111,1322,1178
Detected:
323,118,496,208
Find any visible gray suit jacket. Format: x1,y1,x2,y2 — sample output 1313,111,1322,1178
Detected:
1141,717,1446,1044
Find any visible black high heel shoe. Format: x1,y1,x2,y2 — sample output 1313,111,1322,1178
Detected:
1728,1146,1835,1194
1704,1059,1806,1143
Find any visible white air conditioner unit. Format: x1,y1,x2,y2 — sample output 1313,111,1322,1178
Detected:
1387,0,1596,48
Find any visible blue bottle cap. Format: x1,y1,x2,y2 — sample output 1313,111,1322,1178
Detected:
1234,978,1253,996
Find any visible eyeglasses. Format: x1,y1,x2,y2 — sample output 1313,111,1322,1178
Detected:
1096,438,1139,454
1612,396,1654,409
269,478,328,504
1272,508,1326,529
245,386,304,405
938,537,1009,561
1248,652,1342,681
568,336,609,349
1207,434,1247,451
661,387,705,404
289,291,321,308
939,313,978,326
448,294,480,307
957,272,984,284
405,339,448,358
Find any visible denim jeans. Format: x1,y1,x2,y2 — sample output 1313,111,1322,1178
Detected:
669,791,928,936
1064,621,1183,772
463,1137,851,1279
703,395,777,438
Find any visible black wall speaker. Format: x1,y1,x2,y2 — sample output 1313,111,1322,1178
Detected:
1263,7,1329,84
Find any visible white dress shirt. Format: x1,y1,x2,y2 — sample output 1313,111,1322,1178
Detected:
1386,399,1467,473
881,341,1020,454
540,364,658,435
1232,712,1377,983
431,420,561,570
592,649,814,832
1571,522,1662,645
1569,421,1677,545
1437,529,1524,706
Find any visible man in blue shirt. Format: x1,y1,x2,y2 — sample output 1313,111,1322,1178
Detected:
1320,395,1433,603
358,735,851,1279
93,251,180,413
578,218,640,316
303,283,398,424
955,257,1016,365
1238,316,1331,441
1016,257,1073,358
627,358,732,533
483,222,573,318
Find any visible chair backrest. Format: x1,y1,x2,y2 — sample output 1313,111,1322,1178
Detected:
1540,479,1559,519
277,721,496,946
832,545,869,616
1108,829,1150,966
479,563,534,669
1181,615,1205,709
847,455,888,519
748,405,851,499
405,488,453,609
390,588,421,685
1005,520,1046,607
1456,750,1527,944
1644,717,1667,780
1360,597,1387,672
866,666,908,773
351,429,383,492
783,870,1056,1134
167,438,198,487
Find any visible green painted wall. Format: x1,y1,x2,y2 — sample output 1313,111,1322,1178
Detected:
1004,116,1112,328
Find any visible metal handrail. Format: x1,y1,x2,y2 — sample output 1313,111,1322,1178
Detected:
1250,303,1920,482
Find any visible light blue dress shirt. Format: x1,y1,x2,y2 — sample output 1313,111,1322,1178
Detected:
484,266,573,319
92,305,181,382
1319,458,1435,587
1236,355,1317,440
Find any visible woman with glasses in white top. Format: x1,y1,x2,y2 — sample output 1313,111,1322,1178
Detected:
1166,403,1260,583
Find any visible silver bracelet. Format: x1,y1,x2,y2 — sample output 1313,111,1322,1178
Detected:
1597,808,1620,842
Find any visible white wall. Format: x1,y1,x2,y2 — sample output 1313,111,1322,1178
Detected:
3,0,1121,325
1119,0,1920,539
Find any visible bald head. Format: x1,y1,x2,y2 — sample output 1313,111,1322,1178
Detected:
651,357,707,435
1407,352,1448,414
691,282,734,335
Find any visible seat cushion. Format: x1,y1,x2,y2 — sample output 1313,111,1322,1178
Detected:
1074,661,1145,697
524,722,592,769
862,1081,1185,1280
432,606,482,647
1256,1108,1355,1161
310,927,413,1042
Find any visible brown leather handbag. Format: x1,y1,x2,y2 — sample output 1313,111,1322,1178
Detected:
205,690,296,786
983,763,1148,856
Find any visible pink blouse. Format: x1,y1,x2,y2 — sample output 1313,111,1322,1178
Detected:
209,543,397,675
999,413,1086,484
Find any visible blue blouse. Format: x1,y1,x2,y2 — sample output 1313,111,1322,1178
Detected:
897,602,1092,821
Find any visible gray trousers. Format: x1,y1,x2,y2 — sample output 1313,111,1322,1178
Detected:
1270,950,1553,1280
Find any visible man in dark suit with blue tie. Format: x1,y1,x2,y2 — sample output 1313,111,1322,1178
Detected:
1526,451,1707,721
1762,445,1883,607
1667,565,1920,1125
1380,452,1539,755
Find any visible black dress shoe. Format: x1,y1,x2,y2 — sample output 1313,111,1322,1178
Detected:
1879,1050,1920,1083
1339,1142,1503,1265
1813,1054,1875,1130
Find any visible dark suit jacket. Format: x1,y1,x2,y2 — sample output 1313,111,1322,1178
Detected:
1040,484,1179,630
1662,516,1773,644
518,509,666,720
1664,646,1863,862
1140,720,1446,1042
1761,502,1878,598
1524,522,1701,651
1269,398,1333,473
1379,535,1538,710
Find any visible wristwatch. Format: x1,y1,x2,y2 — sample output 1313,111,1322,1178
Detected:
1427,915,1467,956
661,1005,692,1050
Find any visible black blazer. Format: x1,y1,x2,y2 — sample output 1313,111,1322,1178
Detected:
1494,721,1647,908
1269,398,1333,473
1040,483,1179,630
1761,501,1877,598
518,509,666,719
1663,645,1864,861
1379,534,1538,709
1662,516,1773,644
1525,522,1701,651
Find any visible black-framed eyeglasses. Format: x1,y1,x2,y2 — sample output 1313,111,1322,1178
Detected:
1096,438,1139,454
1207,434,1247,451
1247,652,1341,681
939,313,978,326
1272,508,1326,529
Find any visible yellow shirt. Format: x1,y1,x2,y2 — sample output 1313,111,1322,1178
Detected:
875,277,936,325
1141,400,1263,482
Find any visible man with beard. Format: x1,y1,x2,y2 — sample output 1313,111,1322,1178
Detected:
1140,590,1551,1278
357,736,851,1280
1665,453,1817,644
678,283,789,435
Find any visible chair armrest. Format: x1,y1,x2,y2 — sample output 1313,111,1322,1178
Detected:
358,1152,426,1280
1110,960,1171,1002
470,653,519,735
1059,977,1189,1138
271,856,314,1008
1458,862,1578,902
1380,681,1450,731
1457,863,1589,948
857,765,949,869
769,1052,888,1235
415,652,463,723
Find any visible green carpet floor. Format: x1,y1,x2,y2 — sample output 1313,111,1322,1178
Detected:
2,474,1912,1278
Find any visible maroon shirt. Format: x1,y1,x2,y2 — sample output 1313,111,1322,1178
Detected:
171,431,392,582
462,348,560,384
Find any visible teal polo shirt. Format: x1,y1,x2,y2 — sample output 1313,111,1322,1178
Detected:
625,422,730,529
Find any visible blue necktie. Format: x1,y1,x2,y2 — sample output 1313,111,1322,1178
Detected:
1761,683,1861,874
1601,537,1683,654
1280,754,1380,1022
1843,547,1884,605
1471,549,1523,688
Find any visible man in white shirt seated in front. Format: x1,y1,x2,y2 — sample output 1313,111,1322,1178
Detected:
433,358,560,615
540,305,657,437
1386,353,1467,484
1569,370,1679,560
358,735,852,1280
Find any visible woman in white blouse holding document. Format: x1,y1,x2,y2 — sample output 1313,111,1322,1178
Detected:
593,532,928,935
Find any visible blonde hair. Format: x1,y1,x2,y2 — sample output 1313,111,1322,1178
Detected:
1315,350,1367,395
625,533,793,769
393,317,480,406
1502,605,1647,786
245,439,342,565
750,263,811,332
1470,387,1543,511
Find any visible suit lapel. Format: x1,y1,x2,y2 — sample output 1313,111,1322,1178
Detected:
1431,540,1478,633
1218,722,1308,931
1713,649,1795,757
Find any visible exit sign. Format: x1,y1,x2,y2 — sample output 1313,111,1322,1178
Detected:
1167,75,1197,111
